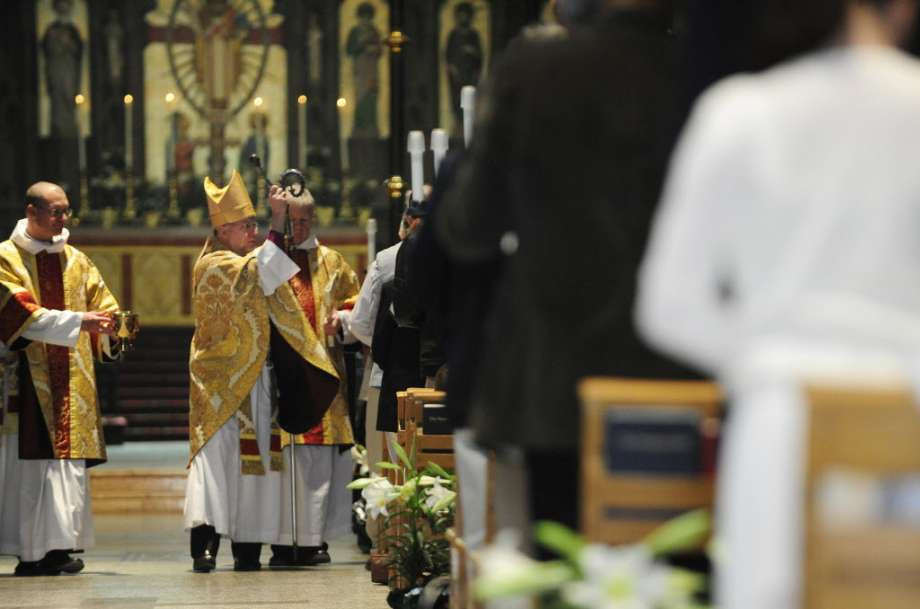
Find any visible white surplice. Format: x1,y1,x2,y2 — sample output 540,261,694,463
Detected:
637,45,920,609
183,241,300,543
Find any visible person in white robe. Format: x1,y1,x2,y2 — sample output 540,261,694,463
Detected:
636,2,920,609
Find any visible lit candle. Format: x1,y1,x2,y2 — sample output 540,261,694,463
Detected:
124,94,134,174
298,94,308,171
407,130,425,202
74,94,86,172
430,128,448,178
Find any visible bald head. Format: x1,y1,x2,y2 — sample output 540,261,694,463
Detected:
25,181,71,241
25,181,65,208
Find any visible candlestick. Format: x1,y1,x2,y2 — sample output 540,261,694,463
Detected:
407,130,425,202
430,128,448,178
461,86,476,148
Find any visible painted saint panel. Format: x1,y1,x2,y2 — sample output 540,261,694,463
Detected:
37,0,91,139
439,0,490,139
338,0,390,176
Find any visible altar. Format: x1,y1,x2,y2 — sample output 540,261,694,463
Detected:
72,226,369,327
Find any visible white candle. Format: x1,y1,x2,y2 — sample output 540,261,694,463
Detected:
461,86,476,148
298,94,308,172
407,130,425,202
124,95,134,174
430,128,448,178
366,218,377,263
75,94,86,171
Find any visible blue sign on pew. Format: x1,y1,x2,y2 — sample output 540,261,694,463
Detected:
603,408,702,477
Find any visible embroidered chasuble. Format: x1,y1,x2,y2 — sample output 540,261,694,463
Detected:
188,239,353,465
275,246,360,448
0,240,119,464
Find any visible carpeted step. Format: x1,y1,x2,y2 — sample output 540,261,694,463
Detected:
123,426,188,441
118,386,189,400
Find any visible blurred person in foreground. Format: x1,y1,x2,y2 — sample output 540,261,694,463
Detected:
437,0,698,534
637,1,920,608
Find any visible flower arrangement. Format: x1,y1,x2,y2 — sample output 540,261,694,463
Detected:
474,510,711,609
348,440,457,596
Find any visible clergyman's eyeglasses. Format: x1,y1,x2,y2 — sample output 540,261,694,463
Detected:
32,204,73,219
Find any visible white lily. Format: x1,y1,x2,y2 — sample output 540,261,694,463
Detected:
350,444,370,475
560,545,688,609
361,476,398,520
423,479,457,513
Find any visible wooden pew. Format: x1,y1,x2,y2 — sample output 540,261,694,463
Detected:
578,377,723,545
803,384,920,609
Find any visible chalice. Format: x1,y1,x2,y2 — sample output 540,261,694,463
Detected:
112,311,140,351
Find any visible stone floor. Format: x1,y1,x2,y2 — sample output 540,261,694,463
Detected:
0,514,388,609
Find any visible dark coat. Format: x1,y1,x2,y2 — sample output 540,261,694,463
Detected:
437,11,700,451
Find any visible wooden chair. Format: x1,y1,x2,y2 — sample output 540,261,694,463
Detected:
803,384,920,609
578,377,723,545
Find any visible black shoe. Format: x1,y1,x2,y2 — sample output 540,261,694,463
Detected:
233,559,261,572
305,543,331,565
192,551,216,573
41,550,84,574
14,561,60,576
268,545,298,568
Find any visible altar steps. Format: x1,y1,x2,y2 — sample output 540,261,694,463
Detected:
100,327,193,442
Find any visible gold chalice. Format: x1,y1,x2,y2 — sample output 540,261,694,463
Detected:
112,310,140,351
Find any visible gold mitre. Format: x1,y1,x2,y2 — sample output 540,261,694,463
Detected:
204,170,255,228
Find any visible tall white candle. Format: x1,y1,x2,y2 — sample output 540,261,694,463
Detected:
124,94,134,174
366,218,377,263
430,128,448,178
298,94,308,171
75,94,86,171
407,130,425,202
461,86,476,148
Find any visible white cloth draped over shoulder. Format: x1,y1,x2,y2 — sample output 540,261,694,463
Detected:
637,46,920,609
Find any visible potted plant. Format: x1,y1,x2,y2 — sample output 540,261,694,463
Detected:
349,439,456,609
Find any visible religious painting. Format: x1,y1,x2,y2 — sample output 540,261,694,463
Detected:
37,0,90,140
338,0,390,178
439,0,490,140
144,0,286,222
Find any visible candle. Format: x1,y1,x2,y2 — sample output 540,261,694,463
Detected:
124,94,134,174
430,128,448,178
298,94,308,171
461,86,476,148
74,94,86,172
366,218,377,263
407,130,425,202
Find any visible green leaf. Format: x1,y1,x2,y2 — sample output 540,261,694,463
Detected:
474,561,576,600
392,441,415,474
425,462,452,480
346,477,376,490
534,521,586,562
375,461,401,471
643,509,711,556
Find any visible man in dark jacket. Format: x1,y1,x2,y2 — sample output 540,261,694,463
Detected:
436,0,699,531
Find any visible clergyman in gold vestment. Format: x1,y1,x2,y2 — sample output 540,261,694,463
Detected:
184,171,349,572
0,182,120,576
